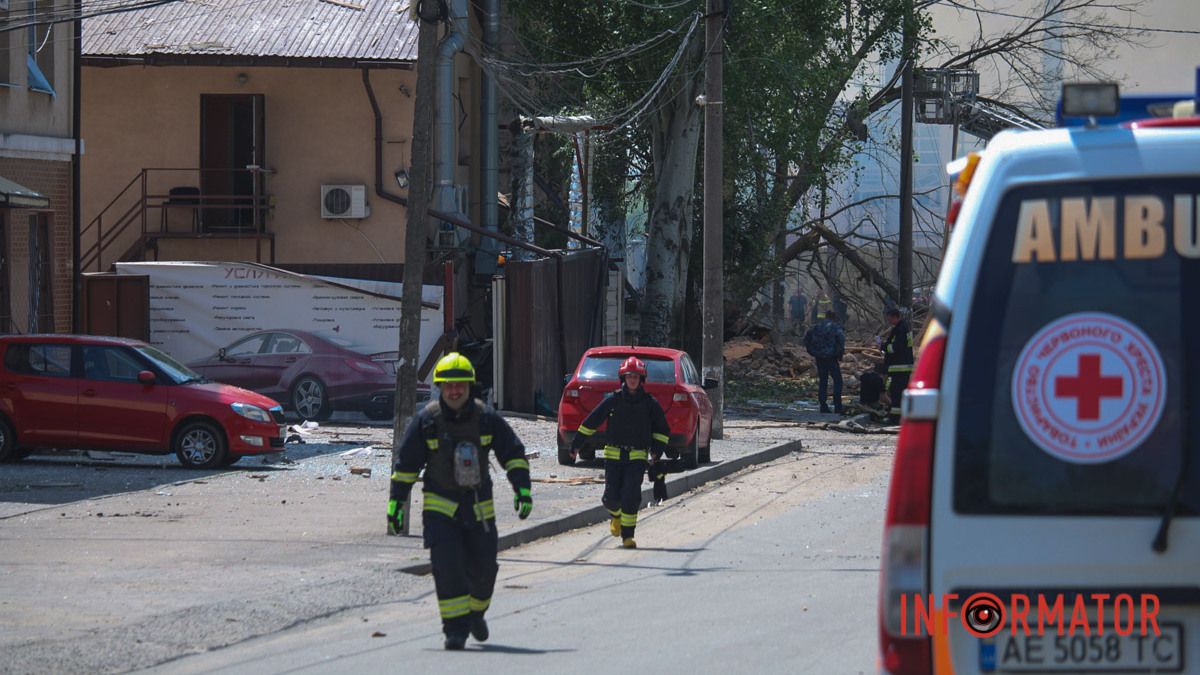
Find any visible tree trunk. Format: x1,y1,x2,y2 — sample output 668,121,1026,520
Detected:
639,83,702,346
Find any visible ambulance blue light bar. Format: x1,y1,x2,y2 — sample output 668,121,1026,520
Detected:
1060,83,1120,118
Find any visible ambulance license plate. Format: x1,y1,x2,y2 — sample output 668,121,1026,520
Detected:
981,623,1182,672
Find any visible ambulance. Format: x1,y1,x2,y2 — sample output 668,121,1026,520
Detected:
879,83,1200,674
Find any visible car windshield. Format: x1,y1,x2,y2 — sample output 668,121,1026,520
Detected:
577,356,675,383
954,177,1200,516
135,345,206,384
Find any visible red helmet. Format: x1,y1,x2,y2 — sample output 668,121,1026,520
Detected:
618,356,647,380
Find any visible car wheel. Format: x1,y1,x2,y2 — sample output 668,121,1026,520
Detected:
0,417,17,463
698,421,712,465
174,421,228,469
291,376,332,421
363,405,394,421
681,423,699,470
557,439,576,466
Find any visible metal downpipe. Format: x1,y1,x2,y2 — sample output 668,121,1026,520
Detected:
434,0,469,219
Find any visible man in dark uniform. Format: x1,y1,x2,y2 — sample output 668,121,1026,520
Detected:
570,356,669,549
387,352,532,650
881,307,914,419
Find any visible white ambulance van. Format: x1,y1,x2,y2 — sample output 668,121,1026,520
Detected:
879,85,1200,675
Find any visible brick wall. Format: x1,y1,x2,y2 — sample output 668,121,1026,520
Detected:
0,157,75,333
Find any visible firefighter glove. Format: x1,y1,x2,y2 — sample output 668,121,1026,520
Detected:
514,487,533,520
387,499,403,535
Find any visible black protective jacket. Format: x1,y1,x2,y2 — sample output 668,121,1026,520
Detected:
573,384,670,460
390,398,530,521
882,318,915,373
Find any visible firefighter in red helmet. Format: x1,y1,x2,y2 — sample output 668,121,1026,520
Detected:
571,355,670,548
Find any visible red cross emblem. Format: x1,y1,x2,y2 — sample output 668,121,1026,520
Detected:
1012,313,1166,464
1054,354,1123,421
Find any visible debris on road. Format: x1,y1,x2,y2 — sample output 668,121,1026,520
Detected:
534,476,604,485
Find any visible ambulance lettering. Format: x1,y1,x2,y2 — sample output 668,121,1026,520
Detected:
1011,313,1166,464
1012,194,1199,263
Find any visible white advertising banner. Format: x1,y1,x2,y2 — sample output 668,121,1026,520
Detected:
114,261,442,384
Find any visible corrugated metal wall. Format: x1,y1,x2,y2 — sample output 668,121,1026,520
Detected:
502,248,606,413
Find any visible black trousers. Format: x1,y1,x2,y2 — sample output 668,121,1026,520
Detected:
425,509,499,636
815,357,843,411
602,459,646,538
888,371,911,415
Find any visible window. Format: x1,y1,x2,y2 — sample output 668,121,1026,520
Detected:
134,344,202,384
26,0,54,95
3,342,71,377
267,333,309,354
82,346,147,382
680,354,700,385
29,214,52,332
577,355,675,383
227,333,269,357
954,178,1200,517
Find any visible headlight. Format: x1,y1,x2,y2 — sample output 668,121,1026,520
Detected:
231,402,271,423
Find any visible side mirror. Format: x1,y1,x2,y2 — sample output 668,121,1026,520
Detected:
137,370,156,385
703,377,719,390
218,348,227,361
563,373,572,385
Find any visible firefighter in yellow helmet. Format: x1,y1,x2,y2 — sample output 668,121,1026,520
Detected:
387,352,532,650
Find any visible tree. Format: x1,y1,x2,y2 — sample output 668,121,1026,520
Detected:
499,0,1147,343
497,2,706,345
741,0,1146,312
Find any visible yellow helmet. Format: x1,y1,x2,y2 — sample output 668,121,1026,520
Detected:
433,352,475,383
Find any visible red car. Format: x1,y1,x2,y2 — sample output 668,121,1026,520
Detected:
0,334,285,469
187,329,399,421
557,346,715,467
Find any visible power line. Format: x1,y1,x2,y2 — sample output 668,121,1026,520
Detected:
0,0,189,34
465,11,703,137
940,0,1200,36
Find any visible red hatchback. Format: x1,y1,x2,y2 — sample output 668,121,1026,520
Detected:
0,334,285,469
557,346,715,467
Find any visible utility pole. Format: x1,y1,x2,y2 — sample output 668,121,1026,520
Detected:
898,0,914,311
702,0,725,439
391,2,441,534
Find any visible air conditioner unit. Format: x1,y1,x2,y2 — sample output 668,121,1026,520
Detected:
321,185,369,219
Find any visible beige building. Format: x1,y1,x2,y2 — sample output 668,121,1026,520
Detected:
0,0,78,333
79,1,425,278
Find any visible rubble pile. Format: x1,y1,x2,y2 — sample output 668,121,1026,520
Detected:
723,336,885,397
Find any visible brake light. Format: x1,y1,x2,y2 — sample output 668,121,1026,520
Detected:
346,359,384,374
879,321,947,675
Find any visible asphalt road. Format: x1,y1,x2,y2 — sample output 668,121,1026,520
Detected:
0,414,894,674
137,443,893,674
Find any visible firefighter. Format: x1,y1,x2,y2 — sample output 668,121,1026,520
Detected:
570,356,669,549
387,352,532,650
881,307,914,418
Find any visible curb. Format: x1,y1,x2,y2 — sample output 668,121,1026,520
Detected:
400,437,804,575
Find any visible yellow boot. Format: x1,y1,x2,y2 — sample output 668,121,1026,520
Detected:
622,537,637,549
609,515,621,538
